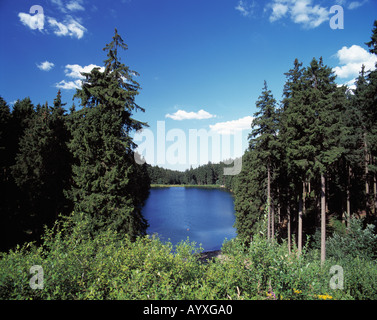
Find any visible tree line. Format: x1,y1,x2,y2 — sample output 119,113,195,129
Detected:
147,160,238,190
233,21,377,263
0,30,150,252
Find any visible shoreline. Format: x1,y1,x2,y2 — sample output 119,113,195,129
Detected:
150,184,225,189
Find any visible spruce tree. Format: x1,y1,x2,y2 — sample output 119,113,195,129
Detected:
347,66,372,218
249,81,279,239
68,29,149,239
365,20,377,215
303,57,344,263
279,59,309,254
11,92,72,241
234,81,279,242
335,85,363,225
0,97,11,183
5,98,36,247
234,149,267,242
0,97,15,250
279,57,344,260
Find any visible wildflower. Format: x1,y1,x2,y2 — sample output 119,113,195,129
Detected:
316,294,333,300
293,288,302,294
266,289,276,300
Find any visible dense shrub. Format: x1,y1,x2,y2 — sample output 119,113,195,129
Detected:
0,213,206,300
1,213,376,300
326,217,377,261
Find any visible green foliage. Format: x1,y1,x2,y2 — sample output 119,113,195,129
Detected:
234,24,377,252
326,217,377,261
0,213,206,300
147,160,239,191
0,30,150,252
234,81,280,242
11,96,72,234
340,257,377,300
67,29,150,240
1,213,376,300
234,157,268,244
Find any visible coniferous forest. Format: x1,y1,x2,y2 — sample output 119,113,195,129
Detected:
1,23,377,300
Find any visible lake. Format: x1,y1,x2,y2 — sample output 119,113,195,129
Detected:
142,187,237,251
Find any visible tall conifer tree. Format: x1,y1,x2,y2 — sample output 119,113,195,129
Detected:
68,29,149,239
302,57,344,263
279,59,309,254
249,81,279,239
365,20,377,215
234,81,279,242
11,92,72,241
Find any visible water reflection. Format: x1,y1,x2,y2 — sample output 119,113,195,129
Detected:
142,187,236,251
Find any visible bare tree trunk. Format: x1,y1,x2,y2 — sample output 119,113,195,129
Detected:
267,161,271,240
346,164,351,226
298,185,303,255
364,132,370,218
277,187,281,224
321,173,326,264
374,172,377,215
373,156,377,215
271,200,275,240
287,205,291,255
278,205,281,224
325,176,329,214
303,180,306,228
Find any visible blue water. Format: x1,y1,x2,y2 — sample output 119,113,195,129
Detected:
142,187,237,251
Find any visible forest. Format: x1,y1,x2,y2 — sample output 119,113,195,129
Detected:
146,161,238,189
0,30,151,252
1,22,377,300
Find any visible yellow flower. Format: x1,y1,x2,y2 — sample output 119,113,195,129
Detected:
293,288,302,294
316,294,333,300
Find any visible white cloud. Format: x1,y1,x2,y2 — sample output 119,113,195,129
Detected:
269,3,289,22
47,17,69,36
47,16,86,39
64,64,105,79
336,44,371,64
235,0,257,17
292,0,329,28
66,1,85,11
209,116,254,135
51,0,85,13
333,45,377,79
55,79,82,90
19,2,86,39
347,0,368,10
18,11,44,31
37,61,55,71
267,0,368,28
56,63,105,90
166,109,216,121
267,0,330,29
50,0,66,12
343,78,357,91
333,44,377,90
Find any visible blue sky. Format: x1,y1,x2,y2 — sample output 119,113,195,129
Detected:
1,0,377,171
